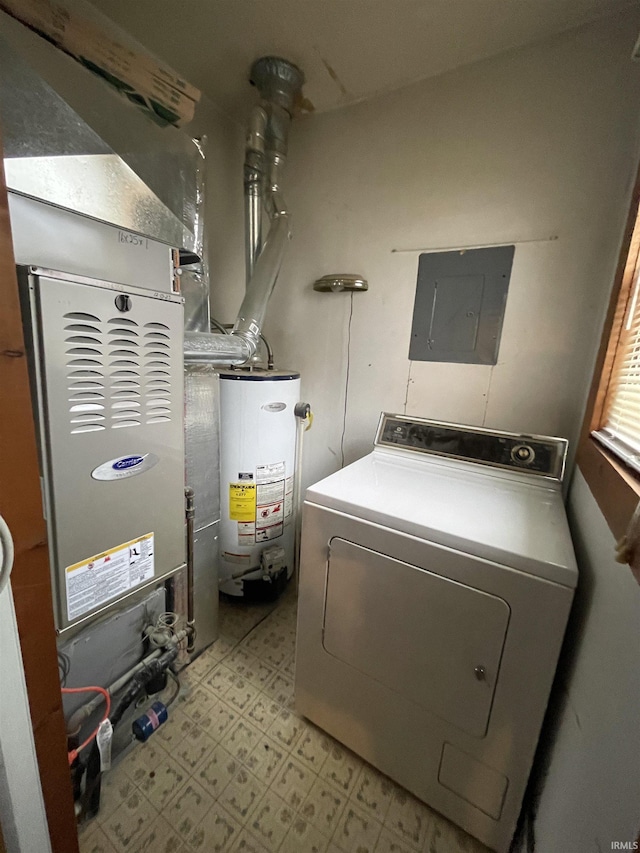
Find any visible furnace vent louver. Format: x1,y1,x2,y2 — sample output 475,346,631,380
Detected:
143,322,171,424
64,312,173,433
108,316,141,429
65,312,106,434
108,318,141,429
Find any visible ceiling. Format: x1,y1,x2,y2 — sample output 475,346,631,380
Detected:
89,0,636,119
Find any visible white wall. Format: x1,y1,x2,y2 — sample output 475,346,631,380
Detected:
254,9,640,491
528,470,640,852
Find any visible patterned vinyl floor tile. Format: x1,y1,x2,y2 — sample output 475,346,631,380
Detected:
218,766,269,826
78,823,118,853
196,740,242,800
76,590,490,853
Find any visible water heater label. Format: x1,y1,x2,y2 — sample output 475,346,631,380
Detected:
284,476,294,525
256,480,285,505
256,522,283,542
229,483,256,522
65,533,154,622
238,521,256,546
256,478,285,542
257,461,286,481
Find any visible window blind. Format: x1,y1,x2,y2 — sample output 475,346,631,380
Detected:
594,257,640,474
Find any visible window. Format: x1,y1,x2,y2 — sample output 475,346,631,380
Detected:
593,212,640,473
578,176,640,540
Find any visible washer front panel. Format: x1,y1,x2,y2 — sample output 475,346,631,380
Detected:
295,503,575,853
324,538,510,737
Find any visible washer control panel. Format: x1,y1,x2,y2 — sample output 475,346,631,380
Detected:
375,414,567,481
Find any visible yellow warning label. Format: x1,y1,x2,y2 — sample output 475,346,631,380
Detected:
65,532,154,572
229,483,256,522
64,533,155,622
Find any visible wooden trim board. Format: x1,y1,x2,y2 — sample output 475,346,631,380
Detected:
0,135,79,850
577,159,640,540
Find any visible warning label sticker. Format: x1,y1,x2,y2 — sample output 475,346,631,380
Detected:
284,476,294,525
238,521,256,547
256,477,285,543
65,533,154,622
257,501,283,525
256,479,285,506
229,483,257,521
256,522,283,542
257,461,285,482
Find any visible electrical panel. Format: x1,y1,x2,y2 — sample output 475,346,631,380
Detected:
409,245,514,365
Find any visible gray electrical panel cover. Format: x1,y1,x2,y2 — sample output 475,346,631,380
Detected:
409,245,514,365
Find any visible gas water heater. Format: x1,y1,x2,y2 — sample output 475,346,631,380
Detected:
218,369,300,598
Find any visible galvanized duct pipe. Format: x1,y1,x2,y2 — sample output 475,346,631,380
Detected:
183,330,252,365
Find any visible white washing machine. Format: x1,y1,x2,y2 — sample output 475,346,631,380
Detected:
295,413,577,853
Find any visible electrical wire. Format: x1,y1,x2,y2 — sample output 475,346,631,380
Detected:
340,291,354,468
61,686,111,765
58,651,71,687
210,317,229,335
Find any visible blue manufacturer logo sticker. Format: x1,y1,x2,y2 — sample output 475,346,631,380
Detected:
92,453,159,481
113,455,145,471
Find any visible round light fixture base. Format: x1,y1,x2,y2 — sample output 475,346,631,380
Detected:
313,275,368,293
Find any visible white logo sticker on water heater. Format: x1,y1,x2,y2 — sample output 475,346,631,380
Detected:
262,402,286,412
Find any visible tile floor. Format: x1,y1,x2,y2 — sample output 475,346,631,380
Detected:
78,586,490,853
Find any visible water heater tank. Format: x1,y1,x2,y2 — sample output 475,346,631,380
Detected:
218,369,300,598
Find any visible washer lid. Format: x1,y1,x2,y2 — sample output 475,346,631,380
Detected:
305,450,577,588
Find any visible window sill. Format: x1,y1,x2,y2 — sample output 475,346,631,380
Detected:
577,436,640,541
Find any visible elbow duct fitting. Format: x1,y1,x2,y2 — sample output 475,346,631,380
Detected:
233,212,291,354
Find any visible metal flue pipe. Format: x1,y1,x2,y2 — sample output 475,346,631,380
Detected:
181,56,303,366
233,56,304,358
244,105,268,287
